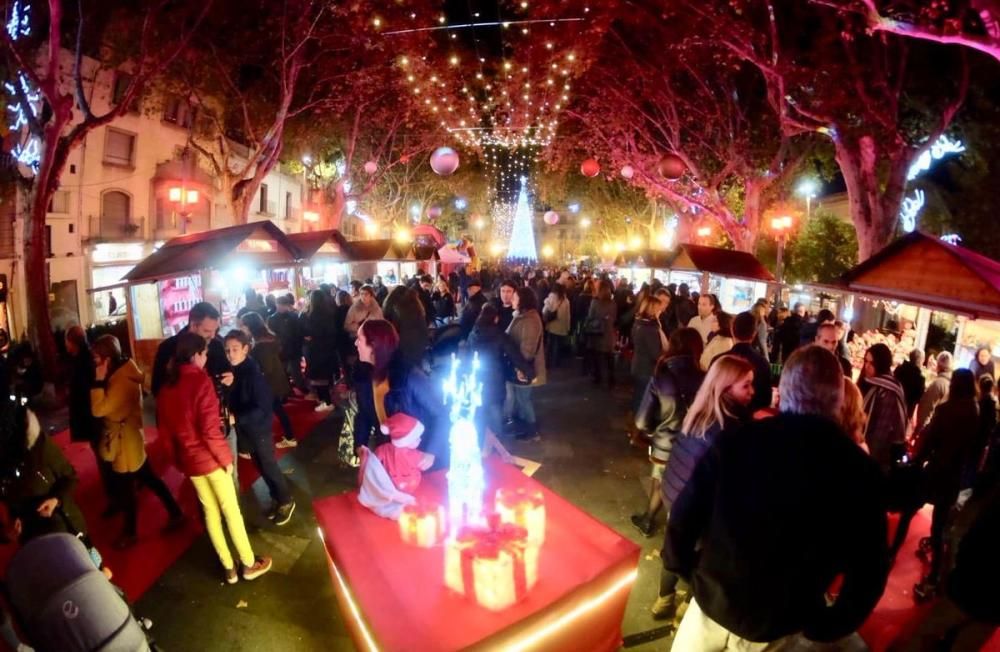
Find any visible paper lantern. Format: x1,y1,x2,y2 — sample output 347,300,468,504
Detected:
658,154,686,180
580,158,600,178
363,160,378,175
427,206,443,220
444,522,539,611
495,488,546,545
399,503,446,548
543,211,559,225
430,147,460,176
620,165,634,180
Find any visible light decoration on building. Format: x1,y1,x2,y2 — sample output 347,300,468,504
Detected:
940,233,963,245
442,353,486,531
900,135,965,233
507,177,537,260
4,1,40,173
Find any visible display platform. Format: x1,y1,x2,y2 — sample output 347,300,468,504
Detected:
314,458,640,652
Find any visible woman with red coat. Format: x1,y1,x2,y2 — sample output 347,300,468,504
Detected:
156,332,272,585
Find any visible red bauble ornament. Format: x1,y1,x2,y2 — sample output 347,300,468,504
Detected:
620,165,634,180
580,158,600,178
543,211,560,225
658,154,686,180
363,160,378,175
430,147,460,176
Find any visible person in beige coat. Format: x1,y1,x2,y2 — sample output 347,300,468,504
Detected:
91,334,183,549
505,287,546,440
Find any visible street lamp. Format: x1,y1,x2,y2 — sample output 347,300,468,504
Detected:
168,186,199,233
796,179,818,220
696,226,712,242
771,215,794,297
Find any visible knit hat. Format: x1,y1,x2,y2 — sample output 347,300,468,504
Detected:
380,413,425,449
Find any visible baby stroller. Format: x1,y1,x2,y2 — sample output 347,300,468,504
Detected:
5,533,154,651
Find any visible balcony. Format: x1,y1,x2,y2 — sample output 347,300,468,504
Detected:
87,215,146,242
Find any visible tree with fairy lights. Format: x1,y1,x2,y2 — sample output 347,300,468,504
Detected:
0,0,210,377
506,177,538,261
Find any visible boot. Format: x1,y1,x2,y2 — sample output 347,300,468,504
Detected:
650,593,678,620
630,513,655,537
673,589,691,628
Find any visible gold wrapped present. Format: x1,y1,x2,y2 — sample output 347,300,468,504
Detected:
495,487,546,545
444,522,539,611
398,502,446,548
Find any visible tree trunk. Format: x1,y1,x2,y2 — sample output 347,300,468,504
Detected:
24,181,59,379
836,135,907,261
327,181,346,231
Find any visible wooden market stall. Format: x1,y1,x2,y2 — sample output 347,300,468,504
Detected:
122,220,301,377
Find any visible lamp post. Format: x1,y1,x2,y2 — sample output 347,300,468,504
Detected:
796,179,818,221
771,215,793,301
168,186,199,233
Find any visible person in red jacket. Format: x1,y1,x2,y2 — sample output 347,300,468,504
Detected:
156,332,271,585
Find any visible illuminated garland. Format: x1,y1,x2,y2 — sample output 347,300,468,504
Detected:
443,353,486,530
900,135,965,233
4,0,40,173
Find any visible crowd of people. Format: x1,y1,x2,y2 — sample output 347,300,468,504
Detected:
0,262,998,651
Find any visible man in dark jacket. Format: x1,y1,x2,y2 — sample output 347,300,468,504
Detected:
799,308,835,348
151,302,228,396
268,294,305,392
672,284,697,329
417,275,436,325
773,303,805,363
492,280,516,333
459,278,487,339
665,345,889,648
815,322,853,377
894,348,926,419
725,312,773,412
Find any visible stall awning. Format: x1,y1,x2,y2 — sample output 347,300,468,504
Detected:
614,249,674,269
286,229,351,261
834,231,1000,320
123,220,300,283
616,244,774,283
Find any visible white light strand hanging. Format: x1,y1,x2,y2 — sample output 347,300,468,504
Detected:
4,0,40,174
442,353,486,531
507,176,538,260
900,135,965,233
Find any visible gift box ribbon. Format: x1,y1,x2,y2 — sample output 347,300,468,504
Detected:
401,503,444,543
457,523,530,603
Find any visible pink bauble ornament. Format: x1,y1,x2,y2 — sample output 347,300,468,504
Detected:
580,158,600,178
363,160,378,175
620,165,634,179
658,154,686,180
430,147,460,176
427,206,443,220
543,211,559,225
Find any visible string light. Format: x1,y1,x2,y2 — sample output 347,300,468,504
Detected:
5,1,39,173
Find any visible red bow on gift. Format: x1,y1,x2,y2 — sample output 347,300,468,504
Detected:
456,520,531,607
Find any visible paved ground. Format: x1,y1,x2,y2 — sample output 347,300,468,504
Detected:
133,361,672,652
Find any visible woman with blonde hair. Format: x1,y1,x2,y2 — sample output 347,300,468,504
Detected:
649,354,755,623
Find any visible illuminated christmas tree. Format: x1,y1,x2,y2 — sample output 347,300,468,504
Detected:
506,177,537,261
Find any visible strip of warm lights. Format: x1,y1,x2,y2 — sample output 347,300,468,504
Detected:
319,527,380,652
506,568,639,652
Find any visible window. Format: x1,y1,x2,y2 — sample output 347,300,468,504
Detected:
162,97,196,129
104,128,136,167
101,191,131,237
259,184,269,214
48,190,70,214
285,192,292,219
111,73,139,112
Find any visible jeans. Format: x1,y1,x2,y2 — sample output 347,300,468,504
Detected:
239,425,292,506
273,397,295,441
90,440,119,510
117,459,183,537
191,467,255,570
504,382,536,425
587,349,615,385
546,332,568,368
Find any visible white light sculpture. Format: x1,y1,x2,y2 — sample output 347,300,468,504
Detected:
900,135,965,232
442,353,485,531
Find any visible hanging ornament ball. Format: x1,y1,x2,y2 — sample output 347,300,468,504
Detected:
430,147,460,176
620,165,635,180
580,158,601,178
543,211,560,225
427,206,443,220
363,160,378,175
658,154,686,180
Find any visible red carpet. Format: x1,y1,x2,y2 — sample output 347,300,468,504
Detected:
0,396,328,602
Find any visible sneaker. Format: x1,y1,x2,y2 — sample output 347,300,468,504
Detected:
314,402,334,413
224,567,238,585
650,594,678,621
273,501,296,526
242,556,273,581
630,514,655,538
276,438,298,449
237,452,252,460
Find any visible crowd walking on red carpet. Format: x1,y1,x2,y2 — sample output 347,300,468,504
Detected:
0,265,998,651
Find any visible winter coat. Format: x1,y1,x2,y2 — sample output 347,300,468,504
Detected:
152,328,229,396
301,308,339,381
635,355,705,463
268,310,303,361
700,334,734,371
68,351,101,444
431,291,456,322
468,322,533,406
631,317,666,380
893,360,925,418
664,413,889,643
90,358,147,473
862,374,909,471
491,299,515,333
661,418,751,509
542,295,571,337
573,293,594,333
345,300,384,337
947,484,1000,624
585,297,617,353
384,292,429,368
773,314,803,363
916,371,951,432
157,363,233,477
459,291,488,338
970,358,996,382
672,297,697,331
252,337,290,399
6,411,86,542
915,398,981,503
754,319,770,363
227,356,275,435
507,308,546,386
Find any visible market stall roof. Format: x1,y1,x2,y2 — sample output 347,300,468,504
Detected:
614,249,674,269
123,220,300,283
286,229,351,261
834,231,1000,320
616,244,774,283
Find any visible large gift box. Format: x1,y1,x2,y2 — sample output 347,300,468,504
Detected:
495,487,546,545
444,521,539,612
398,502,446,548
